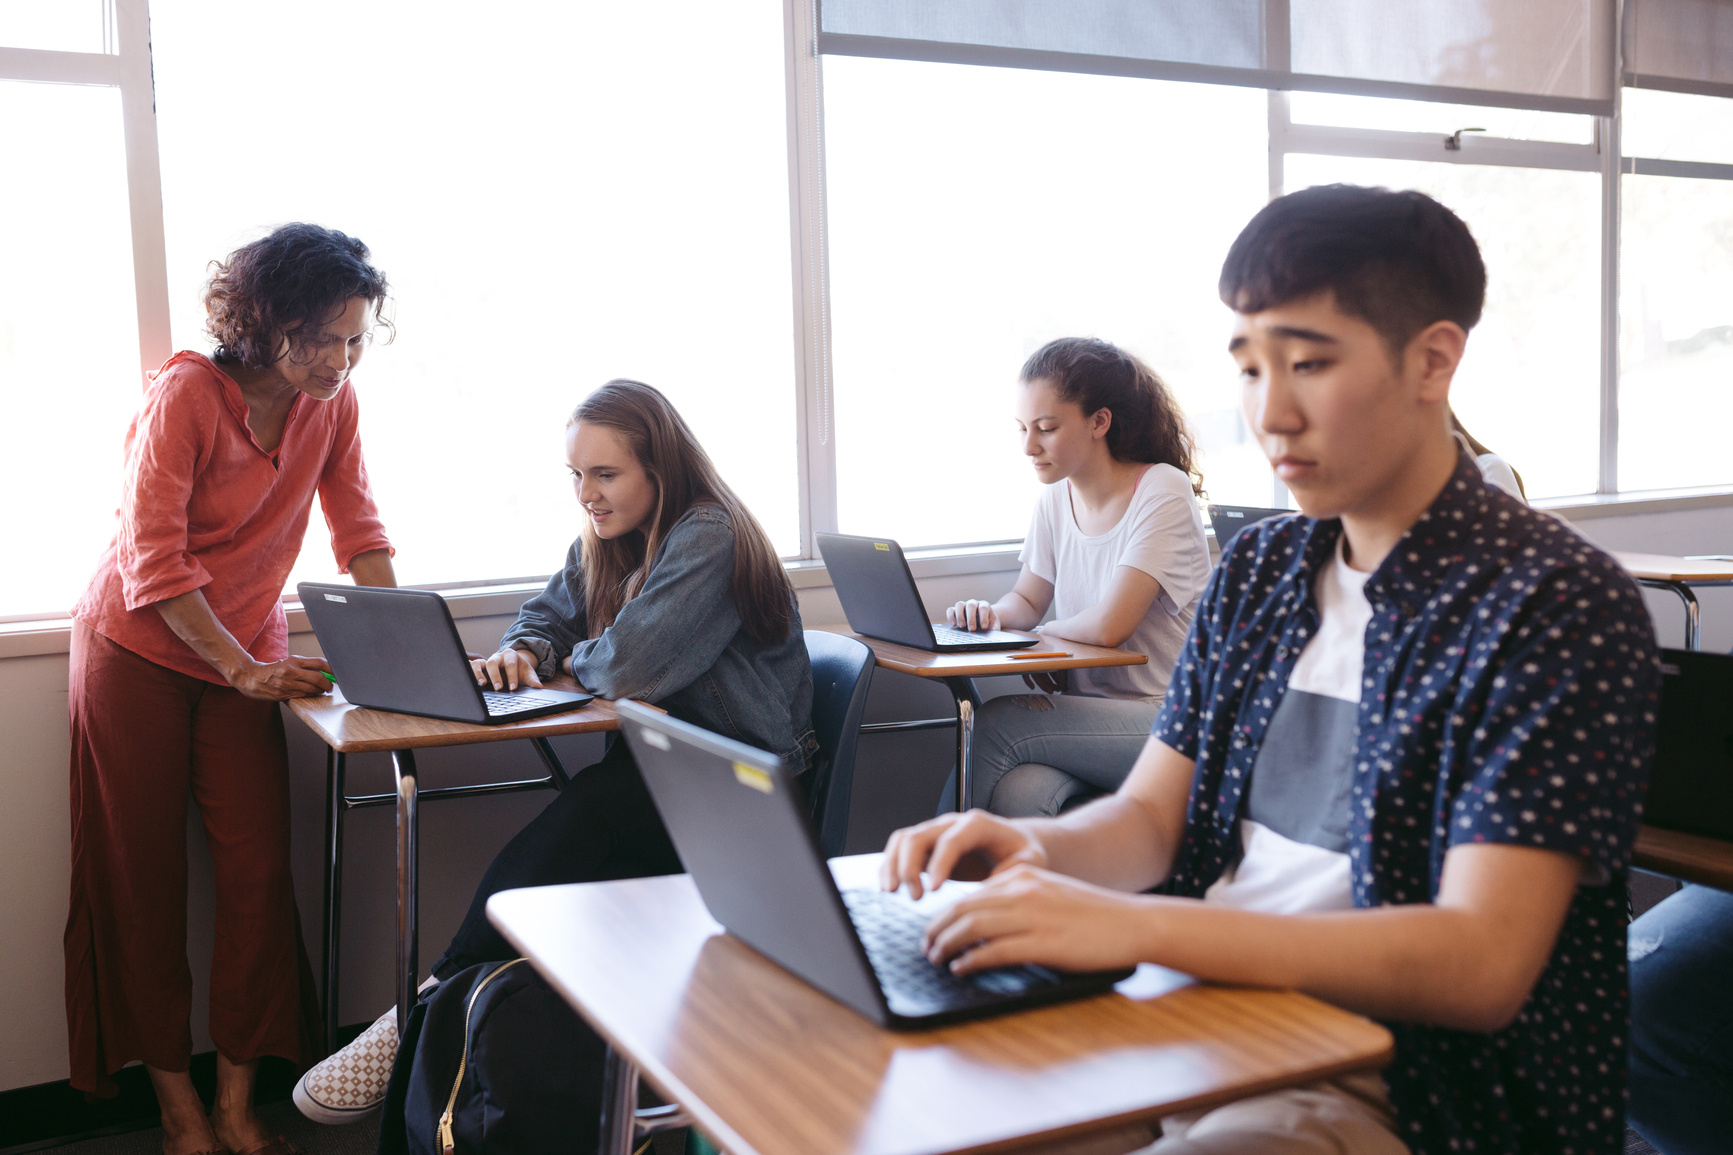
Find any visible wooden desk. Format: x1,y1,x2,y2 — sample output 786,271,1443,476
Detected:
823,629,1147,813
1612,552,1733,650
488,854,1394,1155
1634,824,1733,892
285,679,617,1046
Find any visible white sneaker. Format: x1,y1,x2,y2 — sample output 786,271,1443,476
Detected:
293,1008,398,1124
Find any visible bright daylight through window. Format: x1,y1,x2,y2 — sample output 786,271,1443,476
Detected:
7,2,1733,620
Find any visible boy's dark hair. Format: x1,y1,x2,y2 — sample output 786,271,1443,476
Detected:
205,222,392,369
1020,337,1203,496
1218,185,1486,357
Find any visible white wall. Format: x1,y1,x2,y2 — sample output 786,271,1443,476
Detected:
1,503,1728,1093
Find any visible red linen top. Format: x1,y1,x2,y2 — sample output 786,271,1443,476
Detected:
73,351,393,685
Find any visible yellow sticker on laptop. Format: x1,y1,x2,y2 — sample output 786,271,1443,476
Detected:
733,762,774,793
873,542,891,551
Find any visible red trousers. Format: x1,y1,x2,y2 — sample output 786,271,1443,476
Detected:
64,622,318,1096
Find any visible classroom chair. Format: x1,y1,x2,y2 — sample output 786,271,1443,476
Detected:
803,630,876,856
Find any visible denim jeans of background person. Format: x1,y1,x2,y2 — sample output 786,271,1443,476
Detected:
1627,884,1733,1153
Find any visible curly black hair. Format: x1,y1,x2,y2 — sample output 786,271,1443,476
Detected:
204,223,391,369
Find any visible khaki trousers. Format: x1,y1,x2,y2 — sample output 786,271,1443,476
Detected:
1024,1072,1407,1155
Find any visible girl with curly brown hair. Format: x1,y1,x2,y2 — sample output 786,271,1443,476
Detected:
937,337,1211,817
66,222,397,1155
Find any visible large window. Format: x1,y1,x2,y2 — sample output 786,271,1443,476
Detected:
8,1,1733,620
148,0,800,596
823,59,1270,545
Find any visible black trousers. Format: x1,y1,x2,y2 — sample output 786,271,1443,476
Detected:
432,738,682,979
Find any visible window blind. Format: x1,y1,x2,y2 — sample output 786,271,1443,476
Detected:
1625,0,1733,98
818,0,1616,115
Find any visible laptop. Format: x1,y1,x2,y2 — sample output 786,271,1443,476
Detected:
1207,504,1290,553
617,700,1133,1027
816,532,1039,652
297,583,593,725
1645,648,1733,842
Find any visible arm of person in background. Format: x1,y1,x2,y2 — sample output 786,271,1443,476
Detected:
347,548,396,588
474,539,589,691
155,590,333,700
946,565,1054,632
1037,564,1162,648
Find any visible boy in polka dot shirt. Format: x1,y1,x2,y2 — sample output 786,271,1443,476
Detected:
880,185,1657,1155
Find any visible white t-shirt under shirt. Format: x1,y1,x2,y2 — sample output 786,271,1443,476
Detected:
1018,462,1210,701
1205,534,1369,914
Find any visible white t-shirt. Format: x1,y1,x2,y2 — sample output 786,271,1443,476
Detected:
1455,431,1526,504
1205,534,1369,914
1018,463,1210,701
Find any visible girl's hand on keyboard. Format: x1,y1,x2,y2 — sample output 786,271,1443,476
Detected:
946,599,1001,631
471,647,544,692
922,863,1152,975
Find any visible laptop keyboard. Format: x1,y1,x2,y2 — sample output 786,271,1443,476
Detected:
930,624,1015,647
483,690,567,716
841,888,1055,1009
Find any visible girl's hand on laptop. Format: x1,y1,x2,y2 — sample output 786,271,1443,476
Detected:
946,599,1001,631
880,810,1048,900
922,863,1153,975
471,647,544,692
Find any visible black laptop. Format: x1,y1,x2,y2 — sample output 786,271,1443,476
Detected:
617,700,1132,1027
297,583,593,725
1646,648,1733,842
1207,504,1290,553
816,532,1039,653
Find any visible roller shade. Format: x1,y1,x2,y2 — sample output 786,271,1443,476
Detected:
1626,0,1733,98
818,0,1616,115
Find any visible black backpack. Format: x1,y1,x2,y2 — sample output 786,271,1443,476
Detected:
378,959,607,1155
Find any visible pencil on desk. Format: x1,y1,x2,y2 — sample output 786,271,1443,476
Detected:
1009,650,1072,659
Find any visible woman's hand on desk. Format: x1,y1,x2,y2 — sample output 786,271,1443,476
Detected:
472,648,544,691
880,810,1048,900
946,599,1002,631
229,655,334,701
921,864,1154,976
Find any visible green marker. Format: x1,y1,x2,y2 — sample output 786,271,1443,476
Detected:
321,671,336,684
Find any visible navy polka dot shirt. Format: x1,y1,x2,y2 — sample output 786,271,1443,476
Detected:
1155,454,1658,1155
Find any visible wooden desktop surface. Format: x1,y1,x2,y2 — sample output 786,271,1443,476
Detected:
284,676,618,753
1611,552,1733,584
489,855,1393,1155
1634,825,1733,892
820,627,1148,680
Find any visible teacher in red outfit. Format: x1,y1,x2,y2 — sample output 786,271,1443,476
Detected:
67,223,397,1155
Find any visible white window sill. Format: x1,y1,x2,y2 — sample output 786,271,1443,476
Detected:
6,485,1731,660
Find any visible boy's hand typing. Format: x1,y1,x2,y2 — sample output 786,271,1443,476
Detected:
879,809,1048,900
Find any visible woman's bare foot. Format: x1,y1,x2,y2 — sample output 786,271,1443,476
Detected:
209,1054,275,1154
144,1065,223,1155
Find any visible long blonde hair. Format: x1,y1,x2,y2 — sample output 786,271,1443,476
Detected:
573,380,793,645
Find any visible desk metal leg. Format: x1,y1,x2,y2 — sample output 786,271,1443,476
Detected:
321,749,348,1055
945,677,983,812
529,735,572,790
1640,578,1702,650
599,1045,638,1155
392,749,420,1039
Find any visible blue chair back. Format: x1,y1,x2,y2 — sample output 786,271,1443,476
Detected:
803,629,876,856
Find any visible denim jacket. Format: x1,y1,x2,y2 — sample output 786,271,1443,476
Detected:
500,504,816,770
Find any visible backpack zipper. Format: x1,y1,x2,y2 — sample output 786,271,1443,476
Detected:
439,959,529,1155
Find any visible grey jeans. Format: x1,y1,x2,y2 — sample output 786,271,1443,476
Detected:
938,692,1163,814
